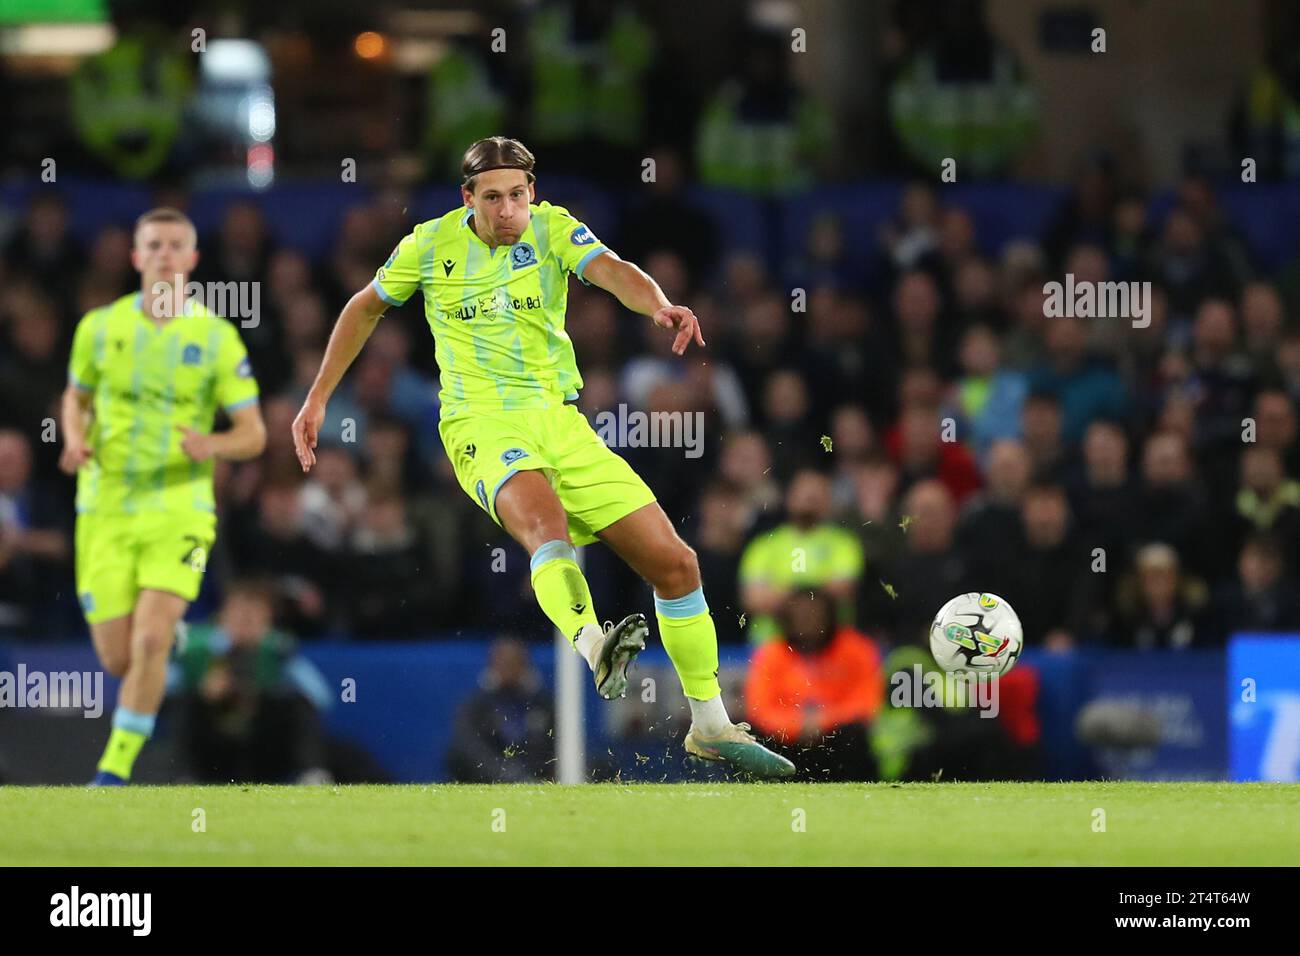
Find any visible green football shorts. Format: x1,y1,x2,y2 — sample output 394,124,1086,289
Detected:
75,510,216,623
438,402,657,546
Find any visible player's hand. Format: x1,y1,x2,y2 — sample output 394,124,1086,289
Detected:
177,426,216,462
58,440,93,475
292,399,326,473
652,304,705,355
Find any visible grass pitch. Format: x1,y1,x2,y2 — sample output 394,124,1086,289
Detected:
2,782,1297,866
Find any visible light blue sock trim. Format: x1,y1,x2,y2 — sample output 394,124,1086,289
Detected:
530,539,578,575
654,587,708,619
112,706,156,737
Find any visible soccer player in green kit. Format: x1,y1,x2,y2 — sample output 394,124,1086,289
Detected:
292,137,793,777
61,208,267,785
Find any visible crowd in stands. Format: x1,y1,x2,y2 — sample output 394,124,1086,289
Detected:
4,158,1300,660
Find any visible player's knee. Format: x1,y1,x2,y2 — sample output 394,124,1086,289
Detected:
131,626,174,660
101,648,131,678
656,542,701,597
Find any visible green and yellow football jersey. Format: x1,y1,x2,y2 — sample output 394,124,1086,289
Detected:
371,201,610,418
67,292,260,516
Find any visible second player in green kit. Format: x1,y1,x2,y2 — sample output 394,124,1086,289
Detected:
61,208,267,785
294,137,794,777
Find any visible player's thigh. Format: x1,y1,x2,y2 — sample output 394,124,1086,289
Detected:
130,588,191,658
75,513,139,627
89,615,133,678
437,412,564,545
133,510,212,652
548,405,657,548
494,470,572,551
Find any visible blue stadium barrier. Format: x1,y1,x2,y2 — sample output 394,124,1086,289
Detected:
0,639,1262,782
1227,634,1300,782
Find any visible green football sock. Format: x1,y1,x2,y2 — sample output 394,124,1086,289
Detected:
97,726,148,780
529,540,599,642
654,588,721,701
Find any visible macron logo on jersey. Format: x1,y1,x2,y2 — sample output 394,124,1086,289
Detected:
570,225,596,246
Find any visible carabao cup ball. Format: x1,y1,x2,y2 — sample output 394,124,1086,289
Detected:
929,592,1024,676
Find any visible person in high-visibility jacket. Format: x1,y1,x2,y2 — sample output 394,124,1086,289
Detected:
70,27,194,181
745,588,884,781
695,30,834,195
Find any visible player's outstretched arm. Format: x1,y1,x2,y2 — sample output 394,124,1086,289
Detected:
291,283,390,472
582,251,705,356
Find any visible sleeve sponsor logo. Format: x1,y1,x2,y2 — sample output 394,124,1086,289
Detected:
570,225,596,246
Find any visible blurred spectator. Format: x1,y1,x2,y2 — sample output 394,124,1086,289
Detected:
344,489,436,639
957,439,1032,553
688,481,752,644
1145,205,1243,319
618,147,720,286
193,201,274,289
1252,388,1300,475
868,478,971,646
739,468,863,644
696,27,834,193
1111,543,1211,650
525,0,655,178
826,405,877,515
1230,445,1300,577
879,183,942,277
3,195,84,296
446,638,555,783
1026,315,1128,443
886,0,1037,178
745,588,883,781
173,580,333,783
424,37,508,179
1069,419,1140,576
299,446,368,552
1044,154,1118,268
1135,431,1213,579
886,400,982,504
947,324,1028,457
717,429,782,519
0,286,70,469
69,23,194,180
1209,535,1300,640
1019,390,1076,484
0,430,73,635
225,482,333,637
998,483,1090,651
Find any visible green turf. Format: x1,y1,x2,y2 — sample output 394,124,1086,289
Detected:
2,782,1298,866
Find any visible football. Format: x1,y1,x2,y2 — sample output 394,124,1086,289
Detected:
929,592,1024,676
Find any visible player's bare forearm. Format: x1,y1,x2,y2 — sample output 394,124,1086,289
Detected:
58,385,95,474
583,252,705,355
60,386,91,448
209,405,267,461
583,252,671,316
306,284,389,407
